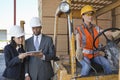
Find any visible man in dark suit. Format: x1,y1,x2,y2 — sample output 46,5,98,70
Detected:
25,17,55,80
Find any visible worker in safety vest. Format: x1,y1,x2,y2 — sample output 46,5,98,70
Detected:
75,5,112,76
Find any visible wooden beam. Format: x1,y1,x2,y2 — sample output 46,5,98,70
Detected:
112,9,116,28
71,10,80,18
96,0,120,16
59,0,120,19
59,10,80,19
71,1,105,6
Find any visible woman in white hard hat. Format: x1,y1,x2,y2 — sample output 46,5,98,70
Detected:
3,25,30,80
75,5,112,76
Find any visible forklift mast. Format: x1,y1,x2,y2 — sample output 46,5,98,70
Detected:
53,1,76,78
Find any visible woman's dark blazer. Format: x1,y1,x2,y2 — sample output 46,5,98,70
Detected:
3,43,25,80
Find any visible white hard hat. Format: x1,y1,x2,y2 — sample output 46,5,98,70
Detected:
9,25,25,37
30,17,42,28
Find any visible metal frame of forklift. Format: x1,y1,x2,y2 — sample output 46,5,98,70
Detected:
53,0,120,80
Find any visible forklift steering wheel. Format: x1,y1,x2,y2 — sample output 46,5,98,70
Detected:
93,28,120,50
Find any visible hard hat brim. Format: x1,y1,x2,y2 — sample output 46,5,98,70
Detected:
10,33,25,38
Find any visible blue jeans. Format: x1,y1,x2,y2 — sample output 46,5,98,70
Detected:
80,56,112,76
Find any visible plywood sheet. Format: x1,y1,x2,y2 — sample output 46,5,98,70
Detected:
97,20,112,29
56,35,68,52
42,0,60,17
98,11,112,20
42,18,67,34
116,15,120,27
115,6,120,15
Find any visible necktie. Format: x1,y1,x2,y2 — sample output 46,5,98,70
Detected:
35,36,39,51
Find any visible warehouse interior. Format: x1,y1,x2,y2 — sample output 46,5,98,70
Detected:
0,0,120,80
37,0,120,80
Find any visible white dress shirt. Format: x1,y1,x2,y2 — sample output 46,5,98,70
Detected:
34,34,42,46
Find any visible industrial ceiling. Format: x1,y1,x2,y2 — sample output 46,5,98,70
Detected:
60,0,120,18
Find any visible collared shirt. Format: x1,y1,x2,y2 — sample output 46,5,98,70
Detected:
33,34,42,47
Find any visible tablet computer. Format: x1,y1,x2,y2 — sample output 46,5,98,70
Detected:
26,51,42,54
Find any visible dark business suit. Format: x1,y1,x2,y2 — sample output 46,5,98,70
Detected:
25,34,55,80
3,43,25,80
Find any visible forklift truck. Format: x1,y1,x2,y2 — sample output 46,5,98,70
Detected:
53,1,120,80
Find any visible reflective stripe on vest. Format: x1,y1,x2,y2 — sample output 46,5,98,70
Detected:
82,48,99,54
79,26,86,48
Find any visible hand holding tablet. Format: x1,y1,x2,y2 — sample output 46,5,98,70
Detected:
26,49,43,58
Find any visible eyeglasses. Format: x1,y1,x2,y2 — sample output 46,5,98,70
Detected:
83,11,95,16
